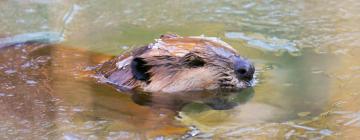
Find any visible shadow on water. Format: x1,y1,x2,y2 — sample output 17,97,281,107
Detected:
131,88,254,111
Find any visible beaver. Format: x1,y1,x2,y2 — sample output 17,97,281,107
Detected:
97,34,255,93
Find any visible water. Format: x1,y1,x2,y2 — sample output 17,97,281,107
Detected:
0,0,359,139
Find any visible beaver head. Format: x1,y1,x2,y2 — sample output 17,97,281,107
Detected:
97,34,255,93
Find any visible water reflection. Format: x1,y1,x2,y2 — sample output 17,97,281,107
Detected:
0,33,348,139
131,88,254,111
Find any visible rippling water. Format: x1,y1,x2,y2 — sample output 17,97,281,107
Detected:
0,0,359,139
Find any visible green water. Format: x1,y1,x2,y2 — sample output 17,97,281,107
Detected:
0,0,359,139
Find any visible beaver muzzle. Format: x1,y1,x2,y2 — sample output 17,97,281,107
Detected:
233,56,255,82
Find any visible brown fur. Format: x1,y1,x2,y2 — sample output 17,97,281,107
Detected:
97,34,254,93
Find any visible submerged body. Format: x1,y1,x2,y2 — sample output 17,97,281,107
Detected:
97,34,255,93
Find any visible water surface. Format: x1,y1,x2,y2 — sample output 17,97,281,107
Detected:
0,0,359,139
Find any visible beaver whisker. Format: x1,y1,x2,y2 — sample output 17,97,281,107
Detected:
219,83,236,88
218,72,231,77
219,77,233,82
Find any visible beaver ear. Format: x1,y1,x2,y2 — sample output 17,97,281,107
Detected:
159,33,180,39
131,57,151,82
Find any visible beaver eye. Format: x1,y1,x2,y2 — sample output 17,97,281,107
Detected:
184,54,206,68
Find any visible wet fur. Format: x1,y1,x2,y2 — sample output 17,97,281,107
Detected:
96,35,252,93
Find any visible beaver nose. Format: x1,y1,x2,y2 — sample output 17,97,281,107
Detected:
234,57,255,81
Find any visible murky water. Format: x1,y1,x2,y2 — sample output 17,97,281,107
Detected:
0,0,359,139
